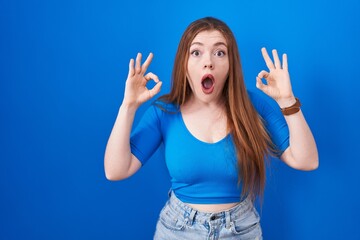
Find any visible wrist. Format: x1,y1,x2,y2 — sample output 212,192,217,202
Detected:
276,96,296,109
279,97,301,116
120,101,139,113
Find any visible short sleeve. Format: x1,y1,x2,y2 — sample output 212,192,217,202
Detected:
130,104,163,166
248,90,290,157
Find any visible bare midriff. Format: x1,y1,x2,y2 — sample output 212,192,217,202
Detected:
187,202,239,213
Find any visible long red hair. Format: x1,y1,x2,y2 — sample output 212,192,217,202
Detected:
160,17,274,201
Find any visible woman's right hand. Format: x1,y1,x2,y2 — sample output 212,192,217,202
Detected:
122,52,162,108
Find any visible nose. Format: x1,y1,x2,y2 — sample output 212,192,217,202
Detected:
204,63,213,69
203,54,214,69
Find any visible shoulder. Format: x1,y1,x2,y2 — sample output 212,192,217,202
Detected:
247,90,289,155
152,99,180,113
140,99,179,122
247,89,279,116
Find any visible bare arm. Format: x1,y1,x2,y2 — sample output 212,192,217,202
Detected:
256,48,318,170
280,108,318,170
104,53,162,180
104,105,141,180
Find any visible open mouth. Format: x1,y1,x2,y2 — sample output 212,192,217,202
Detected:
201,74,215,94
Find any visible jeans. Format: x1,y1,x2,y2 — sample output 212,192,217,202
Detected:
154,191,262,240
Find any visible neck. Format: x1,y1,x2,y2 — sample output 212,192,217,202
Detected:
185,94,226,110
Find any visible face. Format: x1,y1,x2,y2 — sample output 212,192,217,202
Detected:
187,30,229,104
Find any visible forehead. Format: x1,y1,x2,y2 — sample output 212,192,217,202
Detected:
191,30,227,45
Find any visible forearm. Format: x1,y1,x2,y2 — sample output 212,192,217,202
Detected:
257,48,318,170
104,104,138,180
282,109,319,170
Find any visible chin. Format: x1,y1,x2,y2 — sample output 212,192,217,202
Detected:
194,91,221,104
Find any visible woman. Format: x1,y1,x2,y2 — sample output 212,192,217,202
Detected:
104,17,318,239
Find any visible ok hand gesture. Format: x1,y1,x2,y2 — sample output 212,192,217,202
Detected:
256,48,295,108
123,53,162,108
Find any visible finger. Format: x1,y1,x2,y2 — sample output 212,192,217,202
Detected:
282,53,288,70
128,58,135,77
148,81,162,98
261,47,275,70
144,72,160,83
135,53,142,74
256,76,266,90
272,49,281,69
257,70,269,79
256,76,270,95
141,52,154,74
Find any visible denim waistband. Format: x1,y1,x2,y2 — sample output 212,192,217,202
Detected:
167,191,253,228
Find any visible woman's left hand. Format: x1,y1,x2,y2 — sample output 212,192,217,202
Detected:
256,47,296,108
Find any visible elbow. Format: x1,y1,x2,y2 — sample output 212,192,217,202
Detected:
282,148,319,171
311,157,319,170
307,152,319,170
104,153,140,181
298,155,319,171
104,159,130,181
309,158,319,171
301,161,318,171
105,168,130,181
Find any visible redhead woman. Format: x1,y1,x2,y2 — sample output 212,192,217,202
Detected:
104,17,318,240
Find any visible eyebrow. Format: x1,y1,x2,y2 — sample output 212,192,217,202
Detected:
190,42,227,47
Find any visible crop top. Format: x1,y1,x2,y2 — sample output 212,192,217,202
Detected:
130,90,289,204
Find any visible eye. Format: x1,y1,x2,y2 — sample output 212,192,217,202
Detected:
191,50,201,57
214,50,226,57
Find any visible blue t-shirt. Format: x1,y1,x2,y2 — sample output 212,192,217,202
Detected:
130,90,289,204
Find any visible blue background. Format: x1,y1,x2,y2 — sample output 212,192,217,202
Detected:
1,0,359,239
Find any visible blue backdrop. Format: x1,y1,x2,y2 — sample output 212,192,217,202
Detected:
1,0,359,239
